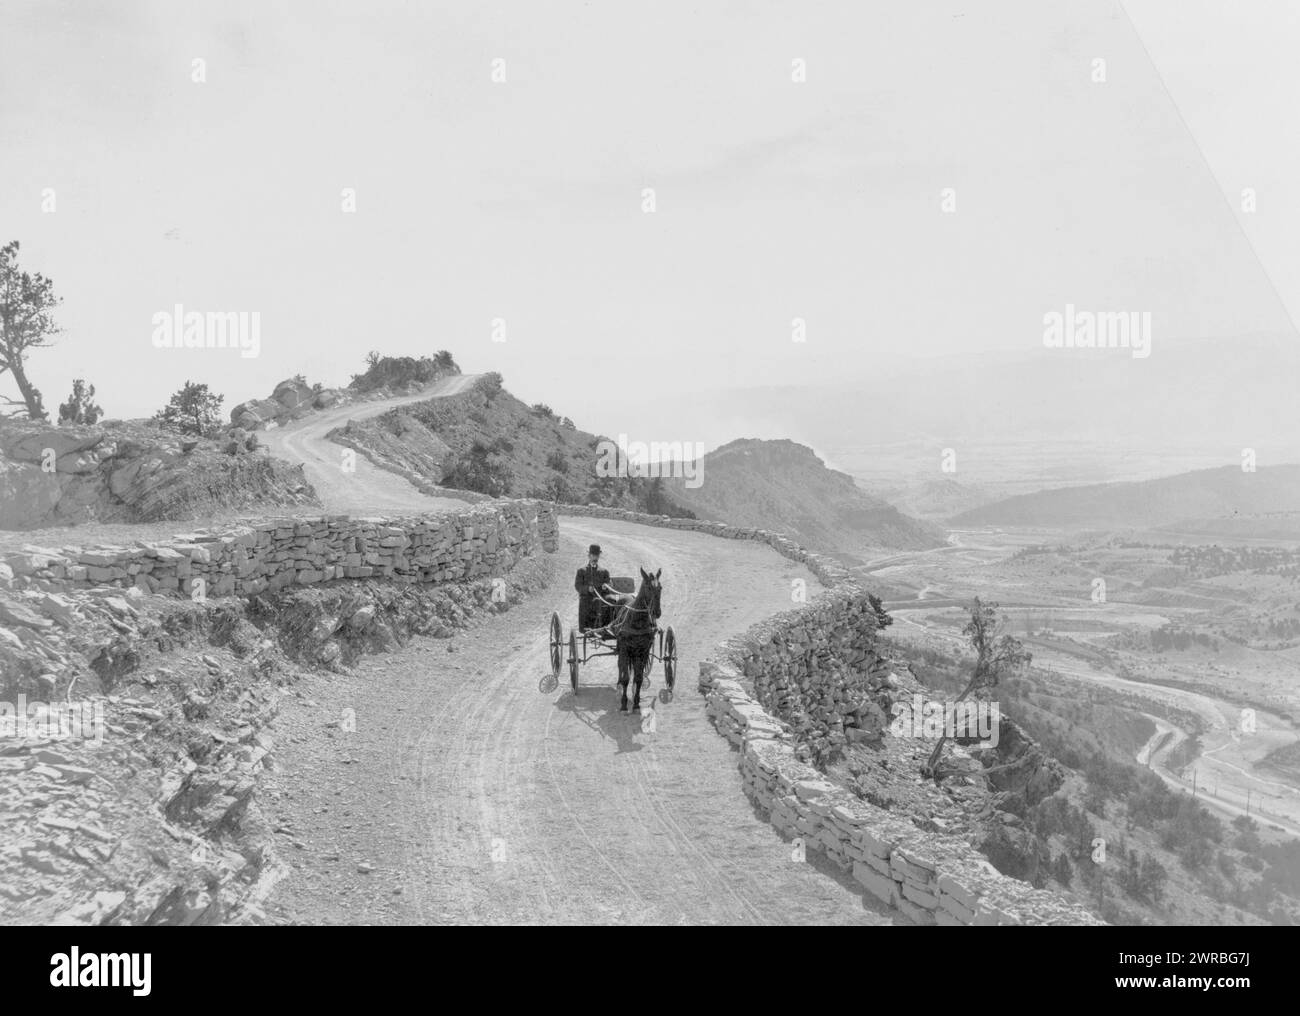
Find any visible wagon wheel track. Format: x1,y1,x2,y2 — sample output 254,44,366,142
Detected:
579,533,772,923
540,704,655,917
562,527,734,919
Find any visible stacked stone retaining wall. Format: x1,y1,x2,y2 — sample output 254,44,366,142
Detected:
2,500,558,596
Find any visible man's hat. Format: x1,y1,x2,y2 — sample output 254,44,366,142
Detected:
588,544,601,557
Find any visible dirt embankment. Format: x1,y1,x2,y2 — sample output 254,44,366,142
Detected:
0,420,317,530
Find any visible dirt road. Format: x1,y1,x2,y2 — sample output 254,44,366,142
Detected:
261,388,893,924
260,375,481,515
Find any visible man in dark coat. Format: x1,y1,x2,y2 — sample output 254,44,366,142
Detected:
575,544,612,631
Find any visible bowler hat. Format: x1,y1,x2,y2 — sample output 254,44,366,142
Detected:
588,544,601,556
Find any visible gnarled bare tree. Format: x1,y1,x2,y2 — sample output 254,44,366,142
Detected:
920,597,1031,781
0,241,61,420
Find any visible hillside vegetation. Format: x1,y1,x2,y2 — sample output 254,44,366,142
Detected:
331,373,695,516
903,638,1296,926
231,353,461,430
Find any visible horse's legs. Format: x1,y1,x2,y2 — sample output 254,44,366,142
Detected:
632,645,647,711
617,645,630,712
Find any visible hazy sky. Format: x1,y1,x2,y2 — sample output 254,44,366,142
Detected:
1,0,1296,437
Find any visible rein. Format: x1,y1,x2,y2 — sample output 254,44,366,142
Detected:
592,587,658,615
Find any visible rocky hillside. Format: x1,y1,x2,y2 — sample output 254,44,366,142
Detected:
0,420,318,530
664,440,945,563
950,463,1300,532
0,529,551,925
331,375,942,560
330,373,695,515
0,584,284,925
229,354,461,431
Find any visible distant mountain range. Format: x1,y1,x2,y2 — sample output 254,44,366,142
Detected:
949,463,1300,533
630,334,1300,493
664,438,946,562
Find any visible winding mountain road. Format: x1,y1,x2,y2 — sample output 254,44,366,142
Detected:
261,384,893,924
260,375,481,515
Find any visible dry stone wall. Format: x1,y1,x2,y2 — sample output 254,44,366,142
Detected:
701,625,1103,925
724,590,894,764
2,500,558,597
699,663,1101,925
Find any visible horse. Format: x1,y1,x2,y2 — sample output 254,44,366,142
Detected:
606,567,662,713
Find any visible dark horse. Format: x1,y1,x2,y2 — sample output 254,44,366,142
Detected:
608,567,662,713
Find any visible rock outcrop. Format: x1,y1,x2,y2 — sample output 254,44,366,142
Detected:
0,420,317,529
230,377,347,430
229,398,284,430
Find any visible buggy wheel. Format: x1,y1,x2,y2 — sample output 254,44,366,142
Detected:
663,627,677,694
549,612,563,677
568,629,580,693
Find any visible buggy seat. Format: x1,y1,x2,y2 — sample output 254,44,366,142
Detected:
587,576,635,633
